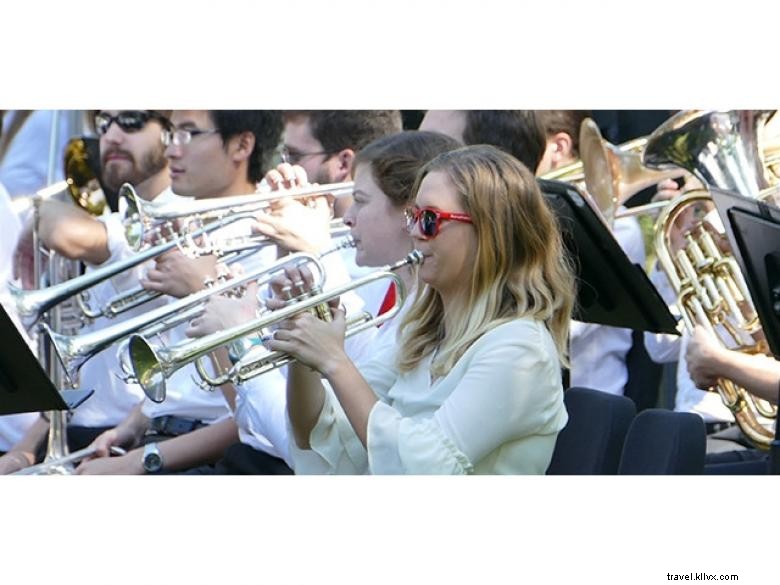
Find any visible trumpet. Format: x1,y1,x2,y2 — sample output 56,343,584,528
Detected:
129,250,423,402
13,446,126,475
42,237,356,386
120,181,353,251
9,208,258,327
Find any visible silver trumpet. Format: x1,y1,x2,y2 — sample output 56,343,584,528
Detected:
129,250,423,402
9,208,258,328
13,446,126,475
42,237,356,387
121,181,353,251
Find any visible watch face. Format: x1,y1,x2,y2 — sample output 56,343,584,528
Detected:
144,452,163,472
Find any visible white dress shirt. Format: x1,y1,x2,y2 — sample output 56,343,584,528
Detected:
569,212,646,395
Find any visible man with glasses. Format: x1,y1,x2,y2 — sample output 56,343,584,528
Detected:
280,111,402,216
76,110,288,475
0,109,178,474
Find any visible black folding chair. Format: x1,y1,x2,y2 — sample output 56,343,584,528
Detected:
547,386,636,475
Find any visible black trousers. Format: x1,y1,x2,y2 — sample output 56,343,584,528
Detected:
184,442,293,475
33,425,113,462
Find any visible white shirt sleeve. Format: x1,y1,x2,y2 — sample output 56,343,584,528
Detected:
289,339,399,474
367,324,565,474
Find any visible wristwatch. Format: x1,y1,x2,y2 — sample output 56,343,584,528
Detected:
142,442,164,474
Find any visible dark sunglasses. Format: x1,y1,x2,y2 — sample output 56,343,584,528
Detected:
94,110,169,136
404,206,473,239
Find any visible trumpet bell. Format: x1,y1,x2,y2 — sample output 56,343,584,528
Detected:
128,334,167,403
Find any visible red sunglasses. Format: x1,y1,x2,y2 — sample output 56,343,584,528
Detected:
404,206,473,239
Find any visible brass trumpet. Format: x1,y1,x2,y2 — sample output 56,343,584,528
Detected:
129,250,423,403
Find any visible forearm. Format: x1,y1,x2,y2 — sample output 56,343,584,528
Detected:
718,350,780,404
38,201,110,264
115,403,151,448
324,359,379,448
209,349,237,411
8,416,49,464
155,418,239,472
286,363,328,449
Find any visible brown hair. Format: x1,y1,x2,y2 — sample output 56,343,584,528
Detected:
353,130,461,207
536,110,592,157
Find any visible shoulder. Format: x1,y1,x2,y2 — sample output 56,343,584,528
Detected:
466,318,556,362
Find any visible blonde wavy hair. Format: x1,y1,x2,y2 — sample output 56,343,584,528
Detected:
397,145,576,377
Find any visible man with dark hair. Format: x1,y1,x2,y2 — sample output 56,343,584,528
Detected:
0,109,177,473
165,110,283,199
281,110,402,215
77,109,288,475
209,110,284,185
419,110,547,173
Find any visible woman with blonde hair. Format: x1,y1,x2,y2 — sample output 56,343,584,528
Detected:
267,144,576,474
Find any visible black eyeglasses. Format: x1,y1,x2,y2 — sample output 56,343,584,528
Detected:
94,111,169,136
161,128,220,147
279,145,334,165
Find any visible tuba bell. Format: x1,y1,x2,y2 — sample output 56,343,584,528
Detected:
643,109,778,448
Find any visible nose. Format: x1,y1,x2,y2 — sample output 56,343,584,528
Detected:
342,208,355,228
102,120,124,143
406,215,426,241
164,141,182,160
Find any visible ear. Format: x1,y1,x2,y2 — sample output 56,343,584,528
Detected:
333,148,356,180
549,132,575,166
230,131,256,163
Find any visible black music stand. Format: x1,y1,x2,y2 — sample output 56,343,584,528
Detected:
710,188,780,357
0,304,93,415
709,187,780,474
539,179,679,335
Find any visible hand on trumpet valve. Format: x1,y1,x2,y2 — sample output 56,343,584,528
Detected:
262,300,348,377
252,197,333,255
186,281,260,338
265,162,309,191
267,264,317,306
142,248,220,298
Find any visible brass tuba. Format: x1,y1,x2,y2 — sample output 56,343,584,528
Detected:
643,109,778,448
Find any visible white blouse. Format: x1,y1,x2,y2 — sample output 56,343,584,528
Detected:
291,318,568,475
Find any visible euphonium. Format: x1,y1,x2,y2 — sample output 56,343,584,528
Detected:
644,109,777,448
129,250,423,403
